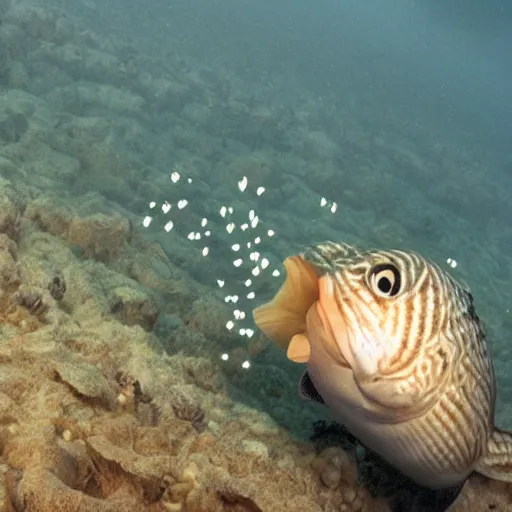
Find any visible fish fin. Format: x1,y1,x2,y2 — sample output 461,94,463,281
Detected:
298,370,325,404
475,427,512,482
253,255,319,350
287,333,311,363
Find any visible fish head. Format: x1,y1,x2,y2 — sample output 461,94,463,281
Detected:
254,241,477,415
303,241,475,413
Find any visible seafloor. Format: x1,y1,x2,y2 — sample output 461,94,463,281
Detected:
0,0,510,510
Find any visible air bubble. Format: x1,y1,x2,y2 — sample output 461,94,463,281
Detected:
238,176,248,192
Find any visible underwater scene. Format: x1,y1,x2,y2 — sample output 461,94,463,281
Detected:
0,0,511,510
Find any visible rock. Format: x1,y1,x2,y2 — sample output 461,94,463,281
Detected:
0,179,20,239
109,286,159,331
0,248,19,290
24,196,73,237
46,83,145,117
67,214,130,263
0,0,11,16
0,112,28,143
241,439,269,458
20,140,80,188
54,359,116,409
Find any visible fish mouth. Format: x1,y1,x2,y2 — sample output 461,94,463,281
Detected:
252,253,357,368
315,274,353,368
316,272,387,377
252,255,319,353
318,272,393,378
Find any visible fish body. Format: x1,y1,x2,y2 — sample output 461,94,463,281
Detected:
253,241,512,489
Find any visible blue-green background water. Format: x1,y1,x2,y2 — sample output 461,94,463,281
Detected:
2,0,512,439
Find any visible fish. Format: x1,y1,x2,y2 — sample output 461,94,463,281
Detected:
253,241,512,490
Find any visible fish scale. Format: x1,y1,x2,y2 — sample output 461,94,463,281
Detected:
253,241,512,492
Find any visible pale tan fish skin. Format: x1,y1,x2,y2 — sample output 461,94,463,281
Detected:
253,241,512,489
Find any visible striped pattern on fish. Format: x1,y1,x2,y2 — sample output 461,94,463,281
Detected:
253,241,512,490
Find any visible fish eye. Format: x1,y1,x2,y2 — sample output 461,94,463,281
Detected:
369,263,401,297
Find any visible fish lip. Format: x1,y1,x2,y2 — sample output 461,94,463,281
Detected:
316,276,353,368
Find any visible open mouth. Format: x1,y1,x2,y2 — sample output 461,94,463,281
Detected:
315,274,351,368
252,255,319,351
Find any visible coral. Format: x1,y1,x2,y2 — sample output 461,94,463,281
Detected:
161,462,200,511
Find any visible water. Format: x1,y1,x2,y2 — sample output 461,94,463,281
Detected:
0,0,511,510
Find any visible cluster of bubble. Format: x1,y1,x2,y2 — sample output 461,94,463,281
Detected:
142,167,338,369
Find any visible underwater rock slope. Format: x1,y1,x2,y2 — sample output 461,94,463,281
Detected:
0,1,509,510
